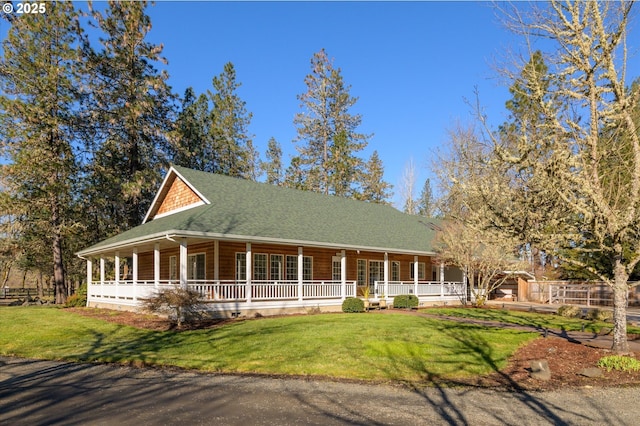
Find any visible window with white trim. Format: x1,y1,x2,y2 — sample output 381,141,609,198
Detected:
169,256,177,281
254,253,268,281
187,253,206,281
285,255,297,281
357,259,367,286
236,253,246,281
391,261,400,282
270,254,284,281
332,256,341,281
303,256,313,281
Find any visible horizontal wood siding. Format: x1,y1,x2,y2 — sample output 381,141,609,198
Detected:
106,240,436,283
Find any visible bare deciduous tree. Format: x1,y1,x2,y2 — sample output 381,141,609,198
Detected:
435,220,526,307
441,1,638,352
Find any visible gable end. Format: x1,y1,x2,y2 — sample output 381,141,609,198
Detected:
143,166,210,223
154,176,204,219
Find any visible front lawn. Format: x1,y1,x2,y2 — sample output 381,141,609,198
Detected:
423,306,640,335
0,307,537,383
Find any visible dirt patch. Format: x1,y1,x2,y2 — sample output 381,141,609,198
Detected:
66,307,640,390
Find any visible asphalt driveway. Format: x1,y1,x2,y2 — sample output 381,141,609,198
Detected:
1,356,638,425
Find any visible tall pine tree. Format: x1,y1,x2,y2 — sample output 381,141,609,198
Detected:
208,62,255,179
171,87,211,171
292,49,369,196
262,137,284,185
359,151,393,204
0,2,84,303
83,0,174,237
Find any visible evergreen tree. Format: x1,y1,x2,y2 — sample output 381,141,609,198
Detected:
359,151,392,204
0,2,84,303
262,137,284,185
171,87,211,171
208,62,255,179
283,157,306,190
83,0,175,236
417,178,434,217
293,49,369,196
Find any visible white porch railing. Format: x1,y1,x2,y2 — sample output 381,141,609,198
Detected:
86,279,465,309
87,280,358,304
374,281,466,299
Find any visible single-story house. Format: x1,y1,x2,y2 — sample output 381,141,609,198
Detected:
76,165,465,317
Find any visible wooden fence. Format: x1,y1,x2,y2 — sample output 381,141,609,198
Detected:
527,281,640,306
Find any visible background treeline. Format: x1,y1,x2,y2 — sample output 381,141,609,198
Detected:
0,1,393,302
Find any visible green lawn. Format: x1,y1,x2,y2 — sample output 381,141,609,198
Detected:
0,306,537,383
423,307,640,335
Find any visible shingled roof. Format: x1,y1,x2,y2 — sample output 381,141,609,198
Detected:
77,165,441,256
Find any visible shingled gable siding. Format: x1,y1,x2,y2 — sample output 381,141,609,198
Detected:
155,176,203,218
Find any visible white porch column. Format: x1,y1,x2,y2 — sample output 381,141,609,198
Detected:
298,247,303,302
86,258,92,307
214,240,219,281
180,238,188,289
100,257,105,285
154,243,160,289
383,252,389,298
413,256,419,296
132,247,138,301
440,262,445,298
114,252,120,284
246,243,252,303
463,268,468,301
132,248,138,285
340,250,346,300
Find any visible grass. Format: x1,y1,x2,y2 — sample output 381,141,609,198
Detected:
0,306,537,383
423,306,640,335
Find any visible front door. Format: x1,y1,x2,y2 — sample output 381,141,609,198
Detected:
369,260,384,295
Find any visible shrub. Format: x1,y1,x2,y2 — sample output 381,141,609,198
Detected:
586,308,612,322
342,297,365,313
393,294,419,309
65,284,87,308
597,355,640,373
140,287,204,327
557,305,582,318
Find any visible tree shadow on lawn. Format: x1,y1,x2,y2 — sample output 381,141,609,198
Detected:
368,320,590,426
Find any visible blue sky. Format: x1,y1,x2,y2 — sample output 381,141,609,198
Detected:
3,2,638,208
143,1,517,208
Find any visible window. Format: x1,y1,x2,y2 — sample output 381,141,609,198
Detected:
410,262,426,280
332,256,341,281
284,255,312,280
187,253,206,281
236,253,246,281
286,255,297,281
169,256,177,281
303,256,313,281
391,261,400,282
254,253,268,281
271,255,284,281
432,269,438,281
369,260,384,285
357,259,367,286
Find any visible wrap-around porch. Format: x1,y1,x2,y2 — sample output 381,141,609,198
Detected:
82,236,466,316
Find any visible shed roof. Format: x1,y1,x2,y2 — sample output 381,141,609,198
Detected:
77,165,441,256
